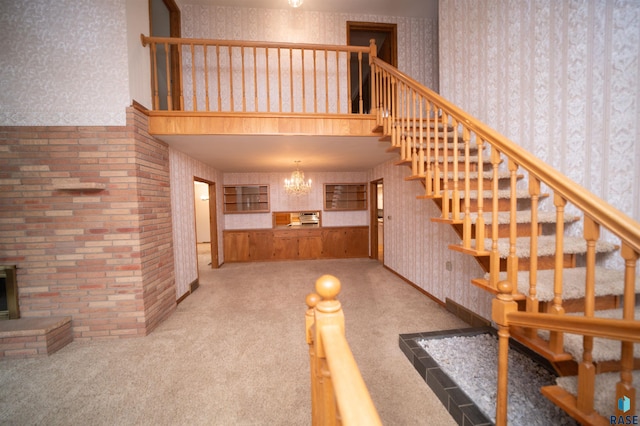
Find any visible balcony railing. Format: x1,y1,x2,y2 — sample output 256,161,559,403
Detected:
141,35,376,115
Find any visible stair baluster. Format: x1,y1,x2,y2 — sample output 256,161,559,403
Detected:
151,42,160,110
229,46,235,111
164,42,174,111
489,146,502,289
462,128,472,249
424,102,434,196
205,45,211,111
401,84,408,160
441,113,450,219
548,194,567,353
475,139,486,250
418,96,425,177
451,120,461,221
506,160,519,293
240,46,245,112
389,75,397,147
411,91,418,176
617,243,639,417
433,108,441,197
577,217,599,414
216,45,222,111
525,177,541,339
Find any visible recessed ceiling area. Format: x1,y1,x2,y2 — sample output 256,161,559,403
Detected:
157,134,397,172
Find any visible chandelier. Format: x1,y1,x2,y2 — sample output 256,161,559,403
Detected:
288,0,303,7
284,161,312,196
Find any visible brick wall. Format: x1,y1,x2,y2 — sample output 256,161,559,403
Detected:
0,106,176,341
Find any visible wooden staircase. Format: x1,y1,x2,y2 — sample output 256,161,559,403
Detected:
370,57,640,425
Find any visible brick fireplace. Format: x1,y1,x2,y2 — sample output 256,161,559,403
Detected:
0,106,177,346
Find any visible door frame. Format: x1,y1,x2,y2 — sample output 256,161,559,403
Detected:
194,177,219,269
346,21,397,67
148,0,182,111
369,179,383,262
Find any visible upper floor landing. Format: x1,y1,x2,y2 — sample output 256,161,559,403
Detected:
141,35,380,137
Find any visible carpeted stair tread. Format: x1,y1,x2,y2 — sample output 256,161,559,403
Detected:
441,169,512,180
395,155,491,165
460,211,579,225
487,267,640,302
472,235,618,258
450,188,538,200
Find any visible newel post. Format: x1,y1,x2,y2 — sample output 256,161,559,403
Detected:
492,279,518,426
369,38,378,117
306,292,321,424
310,275,344,425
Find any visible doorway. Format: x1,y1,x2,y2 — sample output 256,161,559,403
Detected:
370,179,384,263
347,22,397,114
149,0,181,110
194,179,219,270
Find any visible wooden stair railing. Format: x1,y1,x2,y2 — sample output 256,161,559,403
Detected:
370,56,640,424
141,35,376,115
305,275,382,426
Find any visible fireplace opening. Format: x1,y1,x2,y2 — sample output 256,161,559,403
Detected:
0,265,19,320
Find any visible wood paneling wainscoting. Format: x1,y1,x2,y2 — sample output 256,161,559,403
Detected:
223,226,368,262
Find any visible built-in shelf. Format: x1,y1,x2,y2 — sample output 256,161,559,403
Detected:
324,183,367,211
223,185,270,213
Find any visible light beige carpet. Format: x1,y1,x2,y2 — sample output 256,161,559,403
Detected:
0,258,467,425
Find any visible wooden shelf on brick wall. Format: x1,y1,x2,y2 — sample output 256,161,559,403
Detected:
52,180,106,191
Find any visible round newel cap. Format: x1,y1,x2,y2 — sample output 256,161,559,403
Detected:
497,279,513,299
305,292,320,309
315,274,341,300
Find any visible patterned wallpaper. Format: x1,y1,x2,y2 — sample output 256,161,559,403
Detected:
169,148,224,298
439,0,640,225
177,2,439,90
369,159,495,320
0,0,131,126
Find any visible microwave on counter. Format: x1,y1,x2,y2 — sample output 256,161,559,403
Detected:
298,212,320,225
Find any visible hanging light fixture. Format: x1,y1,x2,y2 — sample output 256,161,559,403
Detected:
288,0,303,7
284,161,312,196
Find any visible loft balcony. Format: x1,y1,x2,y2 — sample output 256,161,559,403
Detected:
141,35,380,138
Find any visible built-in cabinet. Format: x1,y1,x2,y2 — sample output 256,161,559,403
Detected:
223,227,368,262
324,183,367,210
223,185,269,213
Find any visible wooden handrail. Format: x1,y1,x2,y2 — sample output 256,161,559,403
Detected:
306,275,382,426
141,34,372,54
506,312,640,342
371,57,640,253
321,325,382,425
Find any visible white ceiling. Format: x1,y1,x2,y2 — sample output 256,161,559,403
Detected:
159,134,397,172
180,0,437,19
163,0,436,173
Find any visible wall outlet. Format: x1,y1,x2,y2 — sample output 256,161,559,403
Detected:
445,261,452,271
